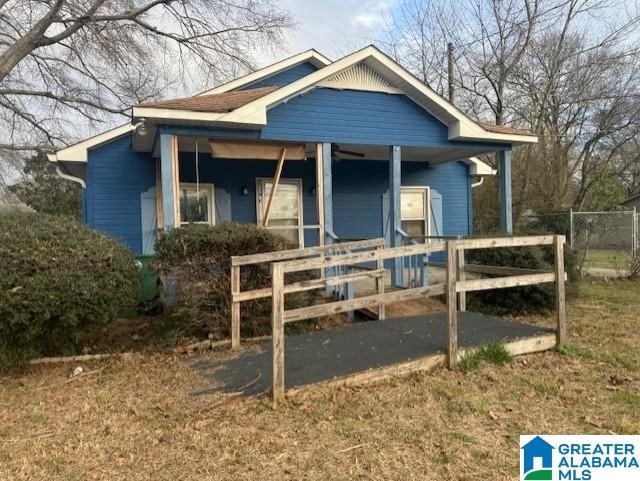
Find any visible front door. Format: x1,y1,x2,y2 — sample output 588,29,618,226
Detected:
256,177,304,247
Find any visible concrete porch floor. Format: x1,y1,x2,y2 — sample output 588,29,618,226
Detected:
191,312,555,398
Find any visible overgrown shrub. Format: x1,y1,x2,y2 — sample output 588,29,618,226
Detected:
465,237,579,316
153,223,316,339
0,212,138,367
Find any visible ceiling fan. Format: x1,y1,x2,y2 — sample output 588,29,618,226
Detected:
331,143,365,160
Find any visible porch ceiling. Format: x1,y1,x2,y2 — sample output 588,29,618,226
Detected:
154,137,502,165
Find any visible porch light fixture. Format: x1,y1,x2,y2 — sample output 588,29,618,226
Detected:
133,118,148,137
240,186,249,196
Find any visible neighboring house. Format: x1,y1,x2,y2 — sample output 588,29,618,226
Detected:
49,45,535,263
621,192,640,211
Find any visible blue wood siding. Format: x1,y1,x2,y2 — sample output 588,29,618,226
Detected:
159,89,508,151
180,156,470,244
332,159,470,240
84,137,471,254
240,62,319,89
177,153,320,247
85,136,156,254
263,88,450,146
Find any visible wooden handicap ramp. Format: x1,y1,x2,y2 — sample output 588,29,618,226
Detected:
191,312,555,397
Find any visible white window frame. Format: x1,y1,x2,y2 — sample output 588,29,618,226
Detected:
256,177,304,247
401,186,431,240
178,182,215,226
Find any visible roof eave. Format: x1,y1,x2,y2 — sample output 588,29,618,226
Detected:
197,49,332,97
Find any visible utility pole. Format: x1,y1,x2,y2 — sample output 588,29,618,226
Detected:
447,42,455,104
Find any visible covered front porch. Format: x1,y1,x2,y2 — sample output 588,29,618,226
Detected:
153,132,515,286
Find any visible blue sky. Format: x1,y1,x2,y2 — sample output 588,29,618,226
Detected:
261,0,399,64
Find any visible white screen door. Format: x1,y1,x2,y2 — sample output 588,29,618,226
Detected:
256,178,303,247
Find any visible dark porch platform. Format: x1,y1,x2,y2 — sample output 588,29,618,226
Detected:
192,312,555,397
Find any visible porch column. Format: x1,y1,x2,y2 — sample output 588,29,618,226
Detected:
389,145,403,287
322,142,333,243
160,133,180,231
499,149,513,234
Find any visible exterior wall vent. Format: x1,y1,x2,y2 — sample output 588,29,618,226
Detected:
319,63,403,94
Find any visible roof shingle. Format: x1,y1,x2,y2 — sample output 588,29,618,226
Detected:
136,86,279,113
478,122,535,137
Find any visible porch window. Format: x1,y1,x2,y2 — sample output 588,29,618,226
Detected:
256,178,304,247
179,183,215,225
401,187,430,240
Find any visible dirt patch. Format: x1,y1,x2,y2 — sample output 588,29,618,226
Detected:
1,279,639,480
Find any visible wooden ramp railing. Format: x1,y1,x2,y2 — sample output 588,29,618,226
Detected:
268,235,567,406
230,237,385,349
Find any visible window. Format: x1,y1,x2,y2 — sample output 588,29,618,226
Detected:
401,187,430,240
256,178,304,247
179,183,214,225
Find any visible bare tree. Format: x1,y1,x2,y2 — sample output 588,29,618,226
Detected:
383,0,640,222
0,0,293,158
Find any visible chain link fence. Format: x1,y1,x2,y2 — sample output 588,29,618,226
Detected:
521,209,639,274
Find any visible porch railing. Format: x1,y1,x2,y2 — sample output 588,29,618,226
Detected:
230,237,385,349
268,235,566,406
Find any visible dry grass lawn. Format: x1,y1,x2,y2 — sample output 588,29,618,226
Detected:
1,279,639,480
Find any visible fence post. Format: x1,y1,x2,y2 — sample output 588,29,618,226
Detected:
376,244,386,320
271,262,285,407
569,209,574,249
456,247,466,312
633,207,638,254
554,235,567,346
446,240,458,369
231,264,241,350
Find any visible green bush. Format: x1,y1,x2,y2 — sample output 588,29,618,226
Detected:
0,212,138,367
465,239,579,316
153,223,316,339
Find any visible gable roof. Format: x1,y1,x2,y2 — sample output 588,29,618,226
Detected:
137,86,278,113
52,45,538,166
133,45,537,145
197,49,331,96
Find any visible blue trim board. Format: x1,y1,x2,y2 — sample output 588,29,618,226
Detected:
499,149,513,233
389,146,403,286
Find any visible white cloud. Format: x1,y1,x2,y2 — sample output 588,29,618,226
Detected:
259,0,398,65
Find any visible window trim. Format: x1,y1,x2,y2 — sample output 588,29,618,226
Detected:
255,177,304,247
178,182,215,226
401,186,431,239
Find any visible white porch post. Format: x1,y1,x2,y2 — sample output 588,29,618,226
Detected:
499,149,513,234
322,142,333,243
390,145,403,287
160,133,179,231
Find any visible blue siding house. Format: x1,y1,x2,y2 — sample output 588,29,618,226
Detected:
50,46,536,278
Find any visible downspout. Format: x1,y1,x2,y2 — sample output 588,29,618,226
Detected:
471,176,484,188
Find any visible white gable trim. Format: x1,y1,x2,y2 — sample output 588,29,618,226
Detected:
48,123,133,163
197,49,332,97
463,157,497,176
204,46,537,145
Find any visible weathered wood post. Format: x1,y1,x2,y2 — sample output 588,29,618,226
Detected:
376,243,385,320
446,240,458,368
554,235,567,345
271,262,286,407
230,263,240,350
456,247,466,312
